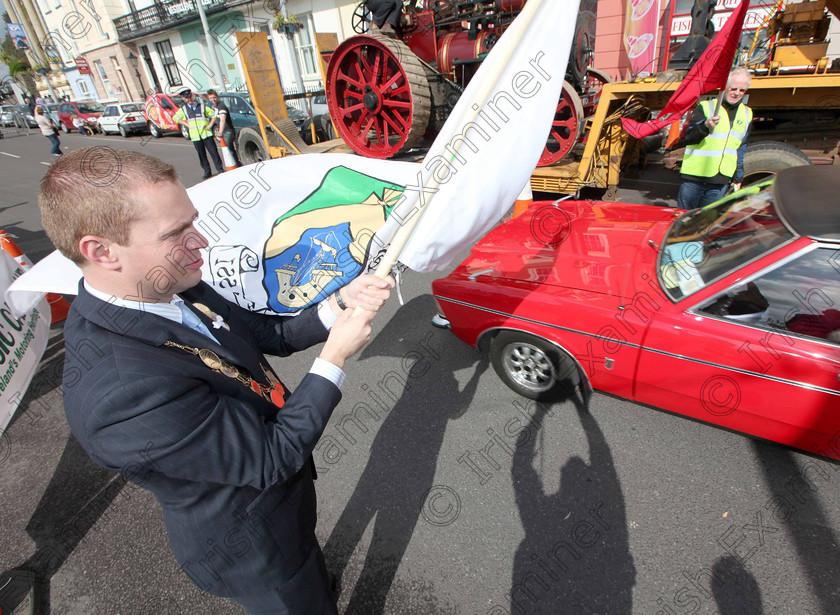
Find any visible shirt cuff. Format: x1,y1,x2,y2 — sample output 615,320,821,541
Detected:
317,299,338,330
310,357,346,389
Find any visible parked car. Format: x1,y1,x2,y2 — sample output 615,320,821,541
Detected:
13,104,37,128
44,103,61,126
432,166,840,461
144,92,201,139
0,105,15,127
98,102,148,137
216,91,307,135
57,101,105,133
309,94,328,117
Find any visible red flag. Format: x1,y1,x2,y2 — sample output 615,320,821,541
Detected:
621,0,749,140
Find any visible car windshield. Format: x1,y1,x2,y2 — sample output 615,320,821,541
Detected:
122,104,143,112
13,105,29,114
77,102,105,113
659,182,794,302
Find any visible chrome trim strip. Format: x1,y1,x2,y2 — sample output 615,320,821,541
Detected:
434,295,640,350
435,294,840,397
641,345,840,397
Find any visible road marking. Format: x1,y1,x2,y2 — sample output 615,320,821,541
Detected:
78,135,194,148
0,152,20,158
40,161,50,166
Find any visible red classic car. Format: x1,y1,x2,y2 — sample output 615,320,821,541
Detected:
432,166,840,461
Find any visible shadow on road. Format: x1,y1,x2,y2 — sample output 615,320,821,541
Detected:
711,555,764,614
752,439,840,615
506,391,636,614
0,434,125,613
323,295,489,614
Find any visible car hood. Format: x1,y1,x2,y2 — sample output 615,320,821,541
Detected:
458,200,680,299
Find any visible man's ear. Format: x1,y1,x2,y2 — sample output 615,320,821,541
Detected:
78,236,122,271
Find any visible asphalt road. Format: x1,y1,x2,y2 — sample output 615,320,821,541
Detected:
1,129,839,615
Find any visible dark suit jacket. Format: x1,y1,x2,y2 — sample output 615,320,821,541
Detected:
62,281,341,610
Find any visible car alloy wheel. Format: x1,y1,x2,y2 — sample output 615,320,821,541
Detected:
501,341,556,392
119,124,129,138
489,331,583,402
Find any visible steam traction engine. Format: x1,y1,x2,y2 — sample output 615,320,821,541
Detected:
326,0,606,163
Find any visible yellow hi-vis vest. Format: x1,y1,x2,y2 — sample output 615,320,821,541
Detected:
173,101,214,141
682,99,753,179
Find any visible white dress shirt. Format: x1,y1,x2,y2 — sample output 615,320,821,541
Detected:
83,281,345,389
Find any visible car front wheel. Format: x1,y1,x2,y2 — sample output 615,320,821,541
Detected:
61,122,70,133
490,331,583,402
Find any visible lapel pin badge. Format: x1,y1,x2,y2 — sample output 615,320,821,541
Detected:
193,303,231,331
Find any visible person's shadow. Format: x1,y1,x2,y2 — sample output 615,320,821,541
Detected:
0,435,125,613
322,295,489,614
507,391,636,614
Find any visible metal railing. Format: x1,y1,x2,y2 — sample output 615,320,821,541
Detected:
114,0,250,42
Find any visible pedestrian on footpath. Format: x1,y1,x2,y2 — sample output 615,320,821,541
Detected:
173,88,225,179
34,105,62,156
206,89,241,167
677,67,754,210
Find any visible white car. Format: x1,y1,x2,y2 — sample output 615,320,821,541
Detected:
309,94,329,117
98,102,147,137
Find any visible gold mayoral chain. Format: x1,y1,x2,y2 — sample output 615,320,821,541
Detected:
164,341,286,408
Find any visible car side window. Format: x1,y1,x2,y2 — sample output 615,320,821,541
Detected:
161,98,173,110
698,247,840,344
60,104,68,113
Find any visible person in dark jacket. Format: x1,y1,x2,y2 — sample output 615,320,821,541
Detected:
39,146,394,614
678,67,753,210
365,0,402,35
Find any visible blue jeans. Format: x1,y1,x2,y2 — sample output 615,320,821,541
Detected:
677,179,728,210
46,133,62,155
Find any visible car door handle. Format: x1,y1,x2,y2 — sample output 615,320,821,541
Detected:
469,268,495,281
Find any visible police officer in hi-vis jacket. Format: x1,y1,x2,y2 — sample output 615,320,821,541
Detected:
174,88,225,180
678,67,753,210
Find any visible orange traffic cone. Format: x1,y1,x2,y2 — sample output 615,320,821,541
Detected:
219,135,238,171
512,182,534,218
0,230,71,323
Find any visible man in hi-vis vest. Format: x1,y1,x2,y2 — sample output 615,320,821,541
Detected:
678,67,753,210
174,88,225,180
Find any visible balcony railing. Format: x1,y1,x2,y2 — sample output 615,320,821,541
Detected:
114,0,250,42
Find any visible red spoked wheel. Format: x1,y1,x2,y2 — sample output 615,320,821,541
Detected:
327,34,431,159
579,67,612,117
538,81,584,167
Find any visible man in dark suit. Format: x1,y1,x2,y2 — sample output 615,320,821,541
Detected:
39,147,393,614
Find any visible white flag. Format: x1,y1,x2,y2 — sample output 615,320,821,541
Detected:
371,0,577,272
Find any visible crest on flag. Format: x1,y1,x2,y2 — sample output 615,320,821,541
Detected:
259,167,406,312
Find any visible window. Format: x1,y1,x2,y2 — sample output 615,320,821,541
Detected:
155,40,182,87
76,80,90,97
94,60,115,98
698,247,840,344
293,14,318,78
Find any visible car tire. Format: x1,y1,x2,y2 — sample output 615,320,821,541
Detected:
149,122,162,138
237,126,270,165
490,331,584,402
119,124,129,138
61,122,70,133
743,141,812,184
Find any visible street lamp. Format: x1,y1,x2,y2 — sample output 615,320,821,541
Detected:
127,50,143,96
